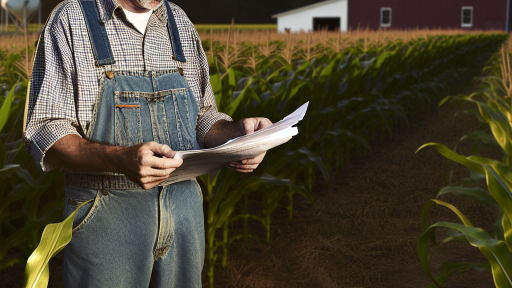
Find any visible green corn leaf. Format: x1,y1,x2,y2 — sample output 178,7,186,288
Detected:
0,206,61,262
212,177,261,229
14,167,43,188
210,73,222,109
482,164,512,250
224,80,255,117
375,51,391,69
426,262,490,288
497,211,506,241
23,200,93,288
0,257,25,270
475,100,512,154
228,67,237,89
0,164,21,178
418,143,512,249
319,61,335,77
0,184,31,215
259,173,308,203
416,143,485,175
0,85,15,133
463,131,500,147
436,186,499,209
418,222,512,288
297,147,330,185
0,140,6,167
431,199,474,227
438,95,453,107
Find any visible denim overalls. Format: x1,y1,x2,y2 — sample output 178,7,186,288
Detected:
61,0,204,287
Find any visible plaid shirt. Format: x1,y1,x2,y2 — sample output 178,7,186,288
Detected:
24,0,232,172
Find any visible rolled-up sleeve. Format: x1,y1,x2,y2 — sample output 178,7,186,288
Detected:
193,30,233,148
23,7,82,172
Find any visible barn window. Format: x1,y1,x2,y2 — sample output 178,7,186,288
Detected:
462,7,473,27
381,8,392,27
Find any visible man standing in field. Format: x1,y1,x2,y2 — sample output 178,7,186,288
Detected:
23,0,271,285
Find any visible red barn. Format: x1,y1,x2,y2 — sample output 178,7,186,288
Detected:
273,0,512,32
349,0,510,31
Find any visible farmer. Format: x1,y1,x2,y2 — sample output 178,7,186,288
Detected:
23,0,271,286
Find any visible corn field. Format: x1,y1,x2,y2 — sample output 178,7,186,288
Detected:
0,29,508,288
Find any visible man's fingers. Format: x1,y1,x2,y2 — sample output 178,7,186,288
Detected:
147,142,177,158
142,167,176,177
230,152,266,166
225,164,254,173
242,119,255,135
144,156,183,169
140,176,169,190
229,163,259,170
256,118,273,130
141,175,168,183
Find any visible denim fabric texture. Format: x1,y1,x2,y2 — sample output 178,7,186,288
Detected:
61,0,205,287
63,182,204,287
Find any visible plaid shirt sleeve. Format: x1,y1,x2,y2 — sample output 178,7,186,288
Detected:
192,27,233,149
23,4,83,172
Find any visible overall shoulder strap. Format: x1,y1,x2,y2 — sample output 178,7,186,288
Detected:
78,0,116,67
164,0,186,63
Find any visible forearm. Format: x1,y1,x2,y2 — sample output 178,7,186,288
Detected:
204,120,243,149
45,134,125,173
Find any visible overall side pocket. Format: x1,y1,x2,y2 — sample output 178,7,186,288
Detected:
64,185,102,233
115,91,143,147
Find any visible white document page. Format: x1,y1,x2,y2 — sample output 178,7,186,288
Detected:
159,102,309,185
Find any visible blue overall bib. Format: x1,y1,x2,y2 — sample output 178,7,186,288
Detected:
62,0,204,287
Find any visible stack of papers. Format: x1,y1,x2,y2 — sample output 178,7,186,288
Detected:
160,102,309,185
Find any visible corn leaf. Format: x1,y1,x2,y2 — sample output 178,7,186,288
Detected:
416,143,485,174
436,186,499,209
0,257,25,270
0,85,15,132
419,222,512,288
0,140,6,167
23,200,92,288
426,262,490,288
482,164,512,250
430,199,474,227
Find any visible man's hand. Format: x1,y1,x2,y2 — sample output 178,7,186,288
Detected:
46,135,182,190
116,142,183,189
205,117,272,173
227,117,272,173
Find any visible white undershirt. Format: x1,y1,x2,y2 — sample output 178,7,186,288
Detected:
123,8,153,34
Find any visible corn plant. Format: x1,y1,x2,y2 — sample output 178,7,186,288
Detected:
417,46,512,287
0,74,64,274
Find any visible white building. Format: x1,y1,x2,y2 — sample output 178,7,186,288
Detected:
272,0,348,33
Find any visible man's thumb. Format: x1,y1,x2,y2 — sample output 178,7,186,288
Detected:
150,143,177,158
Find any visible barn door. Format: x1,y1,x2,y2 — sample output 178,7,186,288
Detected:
313,17,341,31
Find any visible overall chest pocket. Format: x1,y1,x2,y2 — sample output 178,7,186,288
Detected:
115,92,143,147
114,89,196,151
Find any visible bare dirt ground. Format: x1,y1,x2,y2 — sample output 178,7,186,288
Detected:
1,102,500,288
208,103,501,288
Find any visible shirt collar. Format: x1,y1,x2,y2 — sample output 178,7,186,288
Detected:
99,0,167,23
